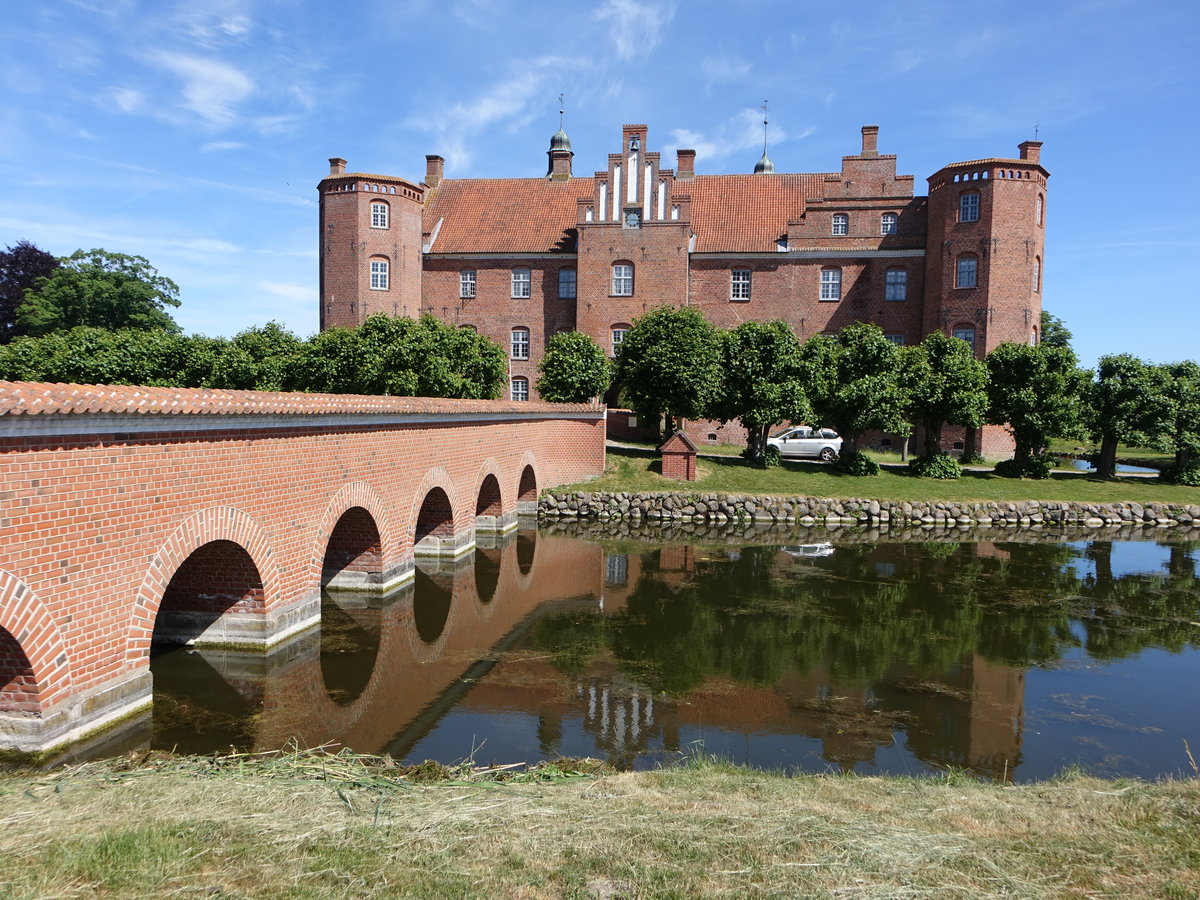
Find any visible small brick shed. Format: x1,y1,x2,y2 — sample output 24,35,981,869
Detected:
659,430,698,481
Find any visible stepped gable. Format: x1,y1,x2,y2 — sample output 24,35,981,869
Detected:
689,172,829,253
423,177,595,254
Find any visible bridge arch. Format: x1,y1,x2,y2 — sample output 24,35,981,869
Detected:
128,507,282,662
409,467,466,556
0,571,73,713
517,457,539,508
314,482,394,591
475,471,503,519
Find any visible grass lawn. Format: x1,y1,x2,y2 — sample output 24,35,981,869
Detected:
564,445,1200,505
1,750,1196,899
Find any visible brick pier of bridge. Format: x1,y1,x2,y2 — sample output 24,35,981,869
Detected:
0,382,605,754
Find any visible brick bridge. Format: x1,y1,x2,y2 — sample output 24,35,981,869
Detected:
0,382,605,754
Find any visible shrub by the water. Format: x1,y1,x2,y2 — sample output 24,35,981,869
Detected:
994,455,1054,479
1161,462,1200,486
834,451,881,476
910,453,962,479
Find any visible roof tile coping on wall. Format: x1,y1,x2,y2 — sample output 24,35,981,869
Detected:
0,382,602,418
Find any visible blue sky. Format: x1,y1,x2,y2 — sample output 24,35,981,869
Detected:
2,0,1196,368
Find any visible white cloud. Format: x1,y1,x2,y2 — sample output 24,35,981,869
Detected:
701,56,752,86
150,52,254,129
257,281,316,303
668,108,810,169
111,86,146,115
201,140,246,152
593,0,676,61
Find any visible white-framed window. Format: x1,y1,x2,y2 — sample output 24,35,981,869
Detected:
612,263,633,296
959,192,980,223
370,201,389,229
884,333,905,345
1036,194,1044,226
460,269,476,299
369,258,389,290
832,214,849,236
730,269,751,301
1033,256,1041,292
511,268,531,298
885,267,907,301
558,268,576,299
881,213,898,235
819,267,841,301
510,327,530,360
611,325,630,356
953,326,976,350
510,377,529,402
956,255,977,289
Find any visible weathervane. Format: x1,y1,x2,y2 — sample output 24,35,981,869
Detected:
761,100,770,156
558,93,565,130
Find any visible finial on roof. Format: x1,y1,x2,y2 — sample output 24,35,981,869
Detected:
549,92,571,151
754,100,775,174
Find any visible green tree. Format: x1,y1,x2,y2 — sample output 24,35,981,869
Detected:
1152,360,1200,484
536,330,611,403
900,332,989,475
0,241,60,342
985,342,1087,477
17,249,181,335
215,321,303,391
614,305,722,435
800,323,908,467
1085,354,1172,479
1039,310,1073,350
0,327,221,387
713,320,811,463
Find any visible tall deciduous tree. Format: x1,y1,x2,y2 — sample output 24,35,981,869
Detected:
614,306,722,436
1152,360,1200,485
17,249,181,335
986,342,1087,476
537,331,611,403
901,331,989,459
713,320,811,462
801,323,908,456
1085,354,1172,479
1039,310,1073,350
0,241,60,343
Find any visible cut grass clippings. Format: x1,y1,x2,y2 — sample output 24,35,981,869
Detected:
568,445,1200,505
0,748,1197,899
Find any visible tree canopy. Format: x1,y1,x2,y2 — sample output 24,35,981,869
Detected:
1085,354,1172,479
1039,310,1073,350
1,241,61,343
536,331,611,403
614,305,723,435
900,331,989,459
17,248,181,336
1152,360,1200,484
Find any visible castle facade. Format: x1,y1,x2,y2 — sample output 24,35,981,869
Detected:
318,123,1047,452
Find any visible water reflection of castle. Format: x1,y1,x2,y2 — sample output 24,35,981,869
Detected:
131,531,1031,779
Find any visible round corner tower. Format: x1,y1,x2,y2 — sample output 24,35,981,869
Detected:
923,141,1048,356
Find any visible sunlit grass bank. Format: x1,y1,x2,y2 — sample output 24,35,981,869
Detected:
568,446,1199,505
0,749,1197,899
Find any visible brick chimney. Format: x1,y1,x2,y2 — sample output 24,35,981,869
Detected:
861,125,879,157
676,148,696,181
425,155,445,188
1018,140,1043,164
328,157,347,175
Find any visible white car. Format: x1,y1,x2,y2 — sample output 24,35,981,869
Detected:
767,426,842,461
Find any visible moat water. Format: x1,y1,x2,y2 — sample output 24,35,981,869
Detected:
127,527,1200,781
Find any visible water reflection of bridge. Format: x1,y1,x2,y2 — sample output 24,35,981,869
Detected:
108,535,1032,781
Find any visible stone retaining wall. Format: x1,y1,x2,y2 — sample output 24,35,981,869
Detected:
539,491,1200,530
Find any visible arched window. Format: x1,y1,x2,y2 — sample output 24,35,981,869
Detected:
1033,256,1041,292
880,212,898,235
959,192,980,223
955,255,977,289
370,201,389,229
369,257,389,290
885,267,907,301
952,324,976,351
510,377,529,402
511,268,531,298
832,214,849,236
510,327,530,360
460,269,476,299
819,267,841,301
1030,327,1039,346
558,268,576,299
1036,193,1044,226
611,262,633,296
611,323,631,356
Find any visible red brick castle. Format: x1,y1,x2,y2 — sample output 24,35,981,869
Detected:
318,122,1047,453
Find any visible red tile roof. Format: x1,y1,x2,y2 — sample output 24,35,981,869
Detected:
422,172,831,255
424,178,594,254
0,382,600,418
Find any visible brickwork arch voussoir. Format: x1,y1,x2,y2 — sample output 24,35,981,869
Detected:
312,481,396,586
0,570,74,708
